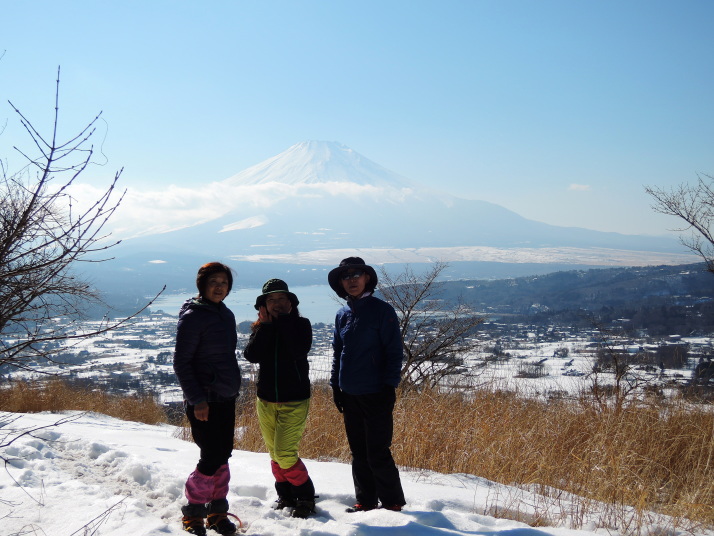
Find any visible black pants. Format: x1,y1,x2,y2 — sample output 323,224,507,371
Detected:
342,389,405,507
186,397,237,476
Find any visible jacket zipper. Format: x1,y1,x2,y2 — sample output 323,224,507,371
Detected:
274,337,279,402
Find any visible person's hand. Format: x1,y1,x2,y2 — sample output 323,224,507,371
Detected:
332,387,344,413
194,401,209,421
258,306,270,323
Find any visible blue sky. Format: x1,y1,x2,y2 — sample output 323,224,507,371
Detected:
1,0,713,237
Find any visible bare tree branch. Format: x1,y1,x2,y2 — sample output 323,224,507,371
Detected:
0,70,164,373
379,262,485,390
645,173,714,274
68,497,127,536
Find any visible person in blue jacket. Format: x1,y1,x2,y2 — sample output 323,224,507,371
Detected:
243,279,316,519
328,256,406,513
173,262,241,535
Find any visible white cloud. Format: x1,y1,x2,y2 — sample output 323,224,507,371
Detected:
66,180,411,240
568,184,591,192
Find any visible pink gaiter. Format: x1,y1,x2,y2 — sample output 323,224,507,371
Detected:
213,464,230,501
184,468,214,504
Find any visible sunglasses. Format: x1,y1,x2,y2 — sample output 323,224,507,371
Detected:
341,270,365,281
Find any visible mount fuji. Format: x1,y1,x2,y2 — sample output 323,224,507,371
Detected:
222,140,415,188
92,141,695,294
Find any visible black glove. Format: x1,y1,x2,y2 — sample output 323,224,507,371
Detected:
332,387,344,413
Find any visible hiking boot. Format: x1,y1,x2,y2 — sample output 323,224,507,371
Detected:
345,503,377,513
273,496,297,510
381,504,403,511
291,499,316,519
182,516,207,535
273,480,296,510
182,503,209,535
206,513,237,535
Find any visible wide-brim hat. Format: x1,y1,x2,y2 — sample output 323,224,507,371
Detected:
254,278,299,310
328,256,378,299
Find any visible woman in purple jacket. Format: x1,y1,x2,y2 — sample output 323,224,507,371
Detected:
173,262,241,536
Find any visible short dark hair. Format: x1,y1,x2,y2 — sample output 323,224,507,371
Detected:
196,262,234,298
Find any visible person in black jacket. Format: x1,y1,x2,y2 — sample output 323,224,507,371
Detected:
243,279,316,518
173,262,241,536
329,257,406,513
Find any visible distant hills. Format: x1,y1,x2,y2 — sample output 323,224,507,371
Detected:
437,262,714,336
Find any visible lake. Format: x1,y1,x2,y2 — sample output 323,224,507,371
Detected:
149,284,343,324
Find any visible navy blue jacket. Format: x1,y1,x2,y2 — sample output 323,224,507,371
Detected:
330,294,403,395
173,298,241,405
243,313,312,403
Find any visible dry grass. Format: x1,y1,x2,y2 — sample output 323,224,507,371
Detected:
234,381,713,533
0,379,168,425
3,378,712,533
387,386,714,532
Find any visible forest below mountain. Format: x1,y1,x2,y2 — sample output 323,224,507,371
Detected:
440,262,714,336
95,261,714,337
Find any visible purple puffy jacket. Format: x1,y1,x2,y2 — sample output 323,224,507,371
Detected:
173,298,241,405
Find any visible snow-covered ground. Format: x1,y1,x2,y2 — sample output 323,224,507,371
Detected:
7,331,704,412
3,411,706,536
5,312,708,405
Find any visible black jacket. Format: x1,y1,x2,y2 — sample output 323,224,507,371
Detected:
243,313,312,403
173,298,241,405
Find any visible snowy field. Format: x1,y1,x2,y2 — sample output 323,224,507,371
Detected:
2,411,707,536
4,312,708,405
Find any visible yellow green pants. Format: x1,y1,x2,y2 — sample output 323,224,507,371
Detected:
256,398,310,470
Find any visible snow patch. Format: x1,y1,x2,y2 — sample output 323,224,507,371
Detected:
220,216,268,232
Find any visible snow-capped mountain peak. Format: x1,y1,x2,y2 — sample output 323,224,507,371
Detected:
104,140,684,272
223,141,415,188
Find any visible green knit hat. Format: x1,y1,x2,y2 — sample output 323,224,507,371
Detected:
254,278,299,310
